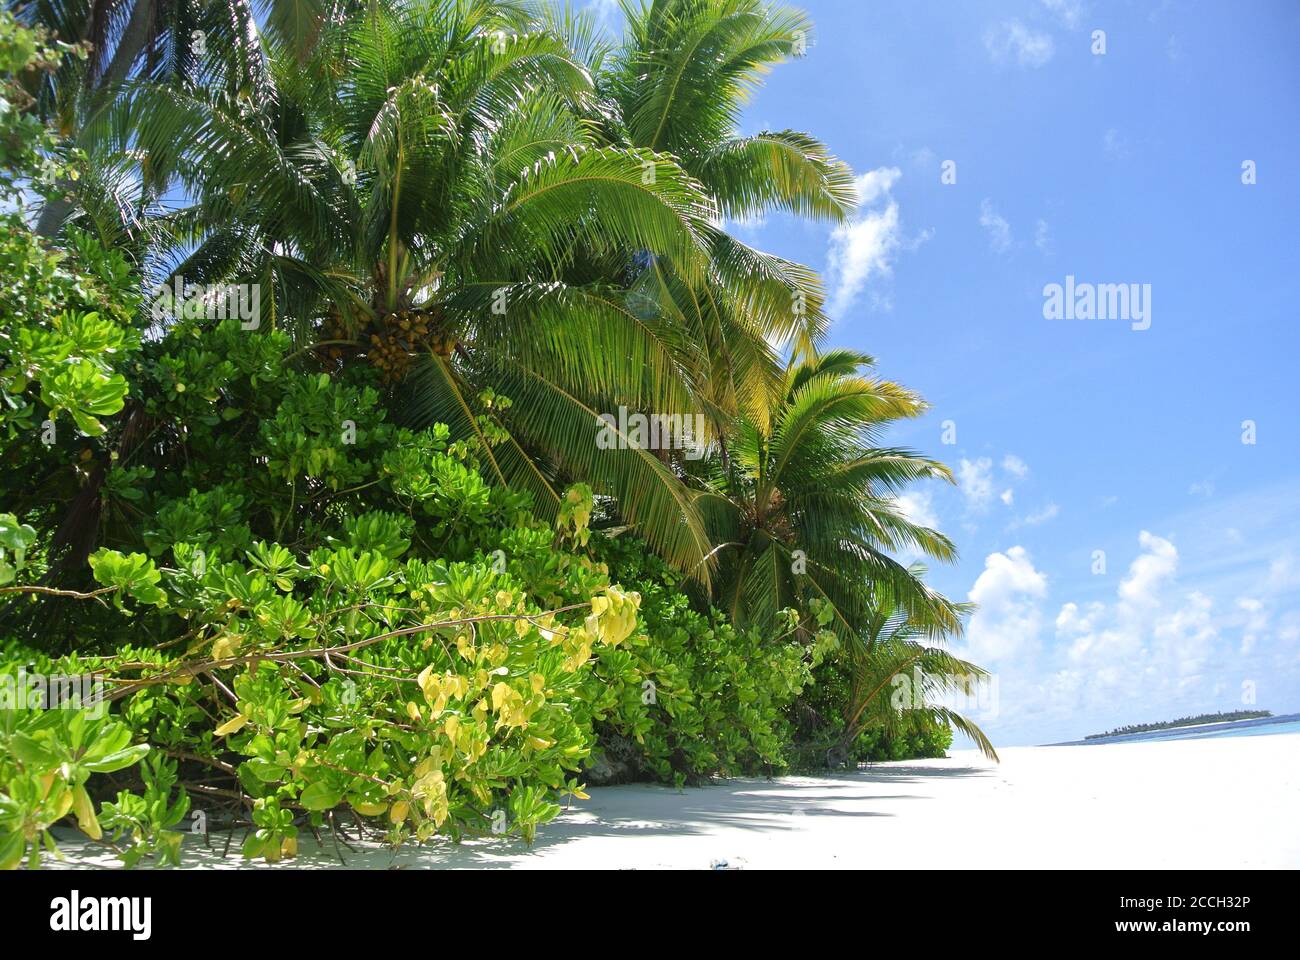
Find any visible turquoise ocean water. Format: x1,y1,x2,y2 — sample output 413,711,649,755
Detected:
1055,713,1300,746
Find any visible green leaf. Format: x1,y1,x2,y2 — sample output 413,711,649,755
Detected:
298,782,342,811
84,744,150,774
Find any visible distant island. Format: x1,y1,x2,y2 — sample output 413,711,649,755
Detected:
1086,710,1273,740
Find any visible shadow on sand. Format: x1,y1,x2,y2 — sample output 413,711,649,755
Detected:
52,763,994,870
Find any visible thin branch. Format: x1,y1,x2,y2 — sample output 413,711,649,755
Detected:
0,585,117,599
103,603,590,702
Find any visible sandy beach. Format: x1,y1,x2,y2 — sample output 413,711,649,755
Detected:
51,732,1300,870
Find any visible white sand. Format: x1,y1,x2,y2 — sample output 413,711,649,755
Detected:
51,732,1300,869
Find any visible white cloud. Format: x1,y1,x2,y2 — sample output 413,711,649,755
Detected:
1056,601,1104,636
1060,532,1221,678
1063,625,1135,667
1010,502,1060,529
1237,597,1266,655
1188,478,1215,498
729,211,767,232
966,546,1049,662
956,485,1300,744
826,167,902,317
1034,219,1052,253
1040,0,1084,29
855,166,902,205
905,226,934,252
984,19,1055,68
1267,554,1300,592
979,198,1012,253
1118,530,1178,610
1030,503,1059,524
584,0,621,27
1148,0,1175,23
1151,591,1217,675
712,212,768,237
1103,127,1130,159
962,453,1040,521
958,457,995,512
893,490,941,531
1002,454,1029,478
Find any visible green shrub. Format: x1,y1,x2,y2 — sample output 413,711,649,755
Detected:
852,715,954,762
0,105,653,859
579,537,812,787
788,657,957,770
0,233,707,863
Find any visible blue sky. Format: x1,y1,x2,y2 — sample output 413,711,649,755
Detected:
592,0,1300,745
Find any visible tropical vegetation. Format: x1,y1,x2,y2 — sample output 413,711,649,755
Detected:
1085,711,1273,740
0,0,994,869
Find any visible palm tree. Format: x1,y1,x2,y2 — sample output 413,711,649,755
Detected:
83,0,728,576
17,0,270,236
599,0,858,428
699,348,962,641
828,573,998,763
72,0,869,586
694,347,996,764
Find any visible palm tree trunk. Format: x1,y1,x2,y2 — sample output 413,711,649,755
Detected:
35,0,156,237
